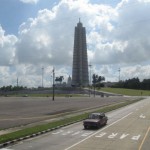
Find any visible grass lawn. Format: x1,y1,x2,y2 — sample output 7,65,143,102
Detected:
100,88,150,96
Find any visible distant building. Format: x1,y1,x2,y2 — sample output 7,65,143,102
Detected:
72,19,89,87
67,76,72,87
103,82,117,87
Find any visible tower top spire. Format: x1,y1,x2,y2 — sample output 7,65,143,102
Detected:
77,18,82,27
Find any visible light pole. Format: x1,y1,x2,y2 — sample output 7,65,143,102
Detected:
118,68,121,82
52,67,55,101
93,74,96,97
88,64,92,97
42,67,44,88
17,77,19,87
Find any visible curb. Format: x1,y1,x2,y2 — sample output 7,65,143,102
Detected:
0,119,83,148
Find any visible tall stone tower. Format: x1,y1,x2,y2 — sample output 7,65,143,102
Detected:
72,19,89,87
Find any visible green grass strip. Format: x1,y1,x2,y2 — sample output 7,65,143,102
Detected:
0,98,142,144
100,88,150,96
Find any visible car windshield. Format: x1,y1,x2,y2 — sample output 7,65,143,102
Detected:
89,114,99,119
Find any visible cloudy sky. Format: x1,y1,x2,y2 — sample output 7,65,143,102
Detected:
0,0,150,87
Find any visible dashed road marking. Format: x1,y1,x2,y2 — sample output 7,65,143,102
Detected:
81,132,93,137
72,131,83,136
62,131,73,135
52,130,63,134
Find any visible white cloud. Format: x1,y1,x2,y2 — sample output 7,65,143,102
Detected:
20,0,40,4
111,0,150,63
16,0,117,66
16,7,74,66
120,65,150,81
1,0,150,87
0,26,17,66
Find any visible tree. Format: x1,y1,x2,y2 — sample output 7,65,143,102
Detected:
55,76,64,84
141,79,150,90
92,74,105,88
92,74,105,97
92,74,98,85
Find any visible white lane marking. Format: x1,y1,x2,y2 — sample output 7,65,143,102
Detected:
95,132,106,138
140,114,146,118
108,133,118,138
120,133,129,139
62,131,73,135
72,131,83,136
64,112,133,150
81,132,93,137
95,132,141,141
131,135,141,140
52,130,64,134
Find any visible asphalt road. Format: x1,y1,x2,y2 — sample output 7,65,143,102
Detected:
2,97,150,150
0,96,132,129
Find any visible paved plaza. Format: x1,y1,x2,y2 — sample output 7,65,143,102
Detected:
0,96,134,129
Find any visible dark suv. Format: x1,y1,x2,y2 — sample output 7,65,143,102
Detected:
83,112,108,129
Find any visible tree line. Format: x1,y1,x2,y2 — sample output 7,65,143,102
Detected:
112,78,150,90
0,85,27,91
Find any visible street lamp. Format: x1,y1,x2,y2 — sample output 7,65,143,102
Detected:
52,67,55,101
42,67,44,88
17,77,19,87
118,68,121,82
88,64,92,97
